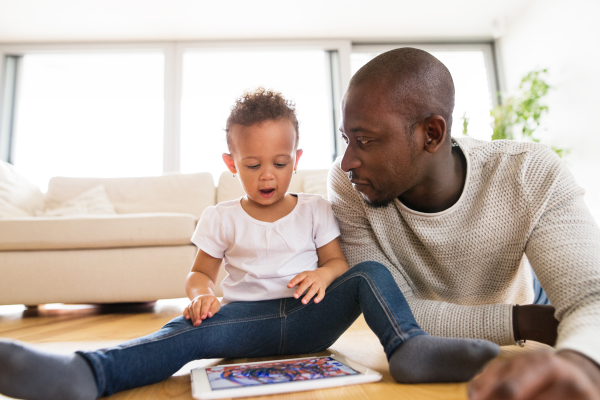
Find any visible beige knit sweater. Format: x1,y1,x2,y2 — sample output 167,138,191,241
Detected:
328,136,600,364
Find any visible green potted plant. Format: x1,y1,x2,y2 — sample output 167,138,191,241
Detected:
490,69,567,158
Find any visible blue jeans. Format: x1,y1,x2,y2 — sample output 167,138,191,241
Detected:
78,262,426,398
532,268,550,305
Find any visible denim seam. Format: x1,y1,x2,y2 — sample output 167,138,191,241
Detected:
281,298,287,355
286,271,407,341
83,350,106,397
278,299,284,355
360,272,408,340
115,314,281,350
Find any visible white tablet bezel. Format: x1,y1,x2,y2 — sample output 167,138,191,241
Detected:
190,354,382,399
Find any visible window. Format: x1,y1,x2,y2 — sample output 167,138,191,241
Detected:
180,49,336,183
0,42,499,189
351,45,497,142
9,52,164,191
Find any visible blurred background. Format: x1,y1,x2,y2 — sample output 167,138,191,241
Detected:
0,0,598,221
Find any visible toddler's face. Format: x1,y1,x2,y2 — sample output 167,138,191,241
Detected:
223,119,302,208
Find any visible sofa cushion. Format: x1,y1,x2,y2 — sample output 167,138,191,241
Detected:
302,170,329,199
36,185,117,216
0,160,44,216
0,198,31,218
45,173,215,218
0,213,197,251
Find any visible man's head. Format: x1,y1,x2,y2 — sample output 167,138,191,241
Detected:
339,47,456,207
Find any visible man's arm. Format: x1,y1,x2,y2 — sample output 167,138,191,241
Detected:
328,161,517,345
469,150,600,399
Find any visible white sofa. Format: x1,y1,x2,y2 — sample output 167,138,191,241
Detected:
0,160,329,306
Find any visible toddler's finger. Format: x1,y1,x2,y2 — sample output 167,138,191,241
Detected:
302,284,320,304
314,287,326,303
188,305,197,325
209,300,221,317
288,274,305,288
193,302,205,325
294,278,314,299
200,298,214,319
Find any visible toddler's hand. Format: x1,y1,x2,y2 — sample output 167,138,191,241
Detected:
183,294,221,326
287,270,328,305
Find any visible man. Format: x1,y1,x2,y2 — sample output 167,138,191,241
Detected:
329,47,600,399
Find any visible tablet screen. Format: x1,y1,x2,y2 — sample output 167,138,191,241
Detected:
205,356,360,390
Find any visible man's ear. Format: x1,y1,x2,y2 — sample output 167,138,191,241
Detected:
294,149,303,171
424,115,447,153
222,153,237,174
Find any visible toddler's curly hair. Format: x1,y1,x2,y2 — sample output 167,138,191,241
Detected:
225,88,299,150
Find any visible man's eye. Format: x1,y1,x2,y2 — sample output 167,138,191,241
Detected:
341,135,349,144
358,138,372,145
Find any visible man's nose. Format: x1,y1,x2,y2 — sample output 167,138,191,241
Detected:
340,145,361,172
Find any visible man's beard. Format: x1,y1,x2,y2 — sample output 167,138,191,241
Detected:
348,170,395,208
363,194,395,209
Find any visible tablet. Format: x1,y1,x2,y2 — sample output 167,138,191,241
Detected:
190,354,382,399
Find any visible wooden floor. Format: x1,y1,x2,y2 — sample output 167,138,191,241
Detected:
0,299,550,400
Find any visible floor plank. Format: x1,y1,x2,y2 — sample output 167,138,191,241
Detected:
0,300,550,400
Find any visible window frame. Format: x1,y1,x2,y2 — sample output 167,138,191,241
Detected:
352,42,500,107
0,40,498,176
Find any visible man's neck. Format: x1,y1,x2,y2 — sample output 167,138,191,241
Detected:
398,142,467,214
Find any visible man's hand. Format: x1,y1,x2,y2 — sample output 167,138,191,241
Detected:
469,350,600,400
183,294,221,326
288,270,330,304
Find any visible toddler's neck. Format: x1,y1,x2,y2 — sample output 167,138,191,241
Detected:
241,193,298,223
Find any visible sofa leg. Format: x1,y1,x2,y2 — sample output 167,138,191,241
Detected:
24,305,39,310
98,301,157,313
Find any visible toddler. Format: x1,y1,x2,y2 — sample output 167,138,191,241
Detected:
0,88,499,400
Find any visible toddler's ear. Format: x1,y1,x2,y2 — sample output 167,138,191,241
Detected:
294,149,303,170
222,153,237,174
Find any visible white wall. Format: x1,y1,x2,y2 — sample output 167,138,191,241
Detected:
496,0,600,223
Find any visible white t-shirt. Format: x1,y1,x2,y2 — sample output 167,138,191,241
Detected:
191,193,341,304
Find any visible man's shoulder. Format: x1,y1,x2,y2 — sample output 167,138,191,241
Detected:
328,158,353,196
456,137,560,174
456,136,551,158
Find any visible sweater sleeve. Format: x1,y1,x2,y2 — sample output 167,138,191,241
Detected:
523,148,600,365
328,161,515,345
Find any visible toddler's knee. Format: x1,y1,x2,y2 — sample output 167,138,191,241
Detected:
351,261,390,277
161,316,191,331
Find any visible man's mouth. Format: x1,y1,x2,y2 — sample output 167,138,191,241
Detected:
259,188,276,198
348,172,370,191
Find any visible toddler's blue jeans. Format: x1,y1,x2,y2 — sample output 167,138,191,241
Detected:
78,261,426,397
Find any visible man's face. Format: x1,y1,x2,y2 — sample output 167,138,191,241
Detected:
339,82,424,207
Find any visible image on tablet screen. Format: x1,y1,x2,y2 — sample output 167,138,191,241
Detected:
206,357,359,390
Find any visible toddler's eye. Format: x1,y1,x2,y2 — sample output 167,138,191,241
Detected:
247,164,260,169
275,163,288,168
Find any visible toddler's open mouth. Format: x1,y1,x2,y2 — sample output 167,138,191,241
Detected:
259,188,276,198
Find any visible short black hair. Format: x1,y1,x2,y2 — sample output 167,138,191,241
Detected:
225,87,299,149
